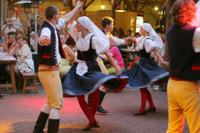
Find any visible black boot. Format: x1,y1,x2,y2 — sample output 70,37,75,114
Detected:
97,91,108,113
47,119,60,133
33,112,49,133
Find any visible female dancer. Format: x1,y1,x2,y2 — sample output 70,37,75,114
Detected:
124,23,169,115
62,16,128,131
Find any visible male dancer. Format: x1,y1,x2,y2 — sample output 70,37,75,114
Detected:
33,2,82,133
167,0,200,132
95,16,128,113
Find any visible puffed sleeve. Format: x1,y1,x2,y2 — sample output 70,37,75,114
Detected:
110,35,125,46
40,27,51,38
144,39,162,53
56,18,65,30
67,21,78,43
193,27,200,53
92,36,110,55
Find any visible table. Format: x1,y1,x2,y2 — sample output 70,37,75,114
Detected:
120,48,138,68
0,59,17,93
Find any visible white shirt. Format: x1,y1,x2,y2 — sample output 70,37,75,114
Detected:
40,18,65,64
135,36,162,53
109,34,125,46
193,27,200,53
67,21,109,55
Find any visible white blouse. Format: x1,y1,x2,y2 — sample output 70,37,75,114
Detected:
67,21,109,55
193,27,200,53
135,36,162,53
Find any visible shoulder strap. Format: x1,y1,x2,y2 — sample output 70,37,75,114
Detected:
89,35,95,49
143,37,152,47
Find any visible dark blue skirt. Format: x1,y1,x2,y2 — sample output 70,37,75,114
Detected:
122,57,169,89
62,61,128,96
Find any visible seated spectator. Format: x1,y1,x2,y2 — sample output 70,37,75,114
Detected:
5,32,16,54
107,45,125,74
118,28,125,38
30,31,36,51
100,45,125,74
126,29,133,37
14,36,35,73
1,18,23,36
59,36,77,75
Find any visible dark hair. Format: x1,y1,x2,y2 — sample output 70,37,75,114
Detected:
170,0,196,26
112,28,118,36
7,32,16,36
118,28,125,38
15,31,24,38
66,36,76,47
101,16,114,28
16,36,24,41
45,6,58,20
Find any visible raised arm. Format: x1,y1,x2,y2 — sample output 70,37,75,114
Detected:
62,1,83,25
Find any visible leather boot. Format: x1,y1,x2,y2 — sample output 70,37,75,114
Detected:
47,119,60,133
33,112,49,133
97,91,108,113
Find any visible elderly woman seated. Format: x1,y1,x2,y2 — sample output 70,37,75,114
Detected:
14,36,35,73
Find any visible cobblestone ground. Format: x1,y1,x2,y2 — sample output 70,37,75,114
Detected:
0,84,189,133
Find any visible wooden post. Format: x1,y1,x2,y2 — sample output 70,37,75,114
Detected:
112,0,123,25
164,0,177,61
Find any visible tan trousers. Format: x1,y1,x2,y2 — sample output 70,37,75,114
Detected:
38,65,63,110
167,78,200,133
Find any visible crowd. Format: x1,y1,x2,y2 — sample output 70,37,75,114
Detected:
1,0,200,133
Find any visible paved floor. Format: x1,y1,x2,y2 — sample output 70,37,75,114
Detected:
0,84,189,133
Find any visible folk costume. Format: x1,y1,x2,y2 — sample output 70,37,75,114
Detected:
33,18,66,133
122,23,169,115
166,23,200,133
62,16,128,130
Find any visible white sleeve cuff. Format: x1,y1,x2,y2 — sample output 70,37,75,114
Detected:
193,27,200,53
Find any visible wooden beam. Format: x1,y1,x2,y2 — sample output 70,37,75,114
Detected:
134,0,138,11
83,0,94,10
67,0,73,10
137,0,153,12
123,0,133,10
112,0,123,21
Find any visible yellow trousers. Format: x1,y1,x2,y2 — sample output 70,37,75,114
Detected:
167,78,200,133
38,65,63,110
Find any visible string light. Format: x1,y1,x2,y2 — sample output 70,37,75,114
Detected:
101,0,105,9
154,6,159,11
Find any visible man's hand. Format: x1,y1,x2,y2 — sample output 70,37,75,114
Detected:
38,35,51,46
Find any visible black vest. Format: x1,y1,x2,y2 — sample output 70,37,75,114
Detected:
38,21,65,66
167,24,200,80
138,38,151,58
77,35,97,61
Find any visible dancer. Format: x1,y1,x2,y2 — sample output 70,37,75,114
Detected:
166,0,200,132
33,2,83,133
123,23,169,116
62,16,128,131
93,16,128,114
